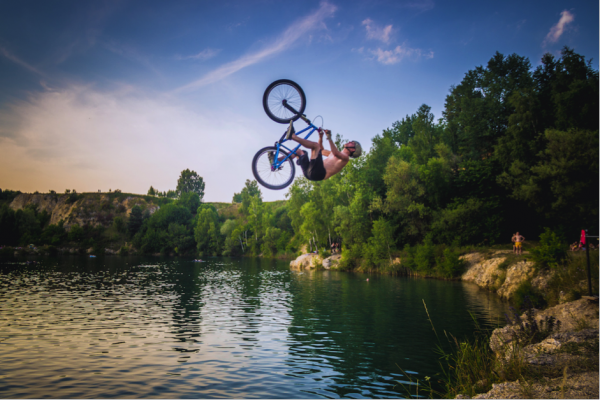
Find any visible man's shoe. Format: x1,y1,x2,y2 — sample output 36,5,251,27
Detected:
285,122,295,140
267,151,275,165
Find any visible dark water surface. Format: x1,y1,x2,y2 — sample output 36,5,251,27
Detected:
0,256,508,398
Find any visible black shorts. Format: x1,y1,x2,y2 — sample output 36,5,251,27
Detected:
298,150,326,181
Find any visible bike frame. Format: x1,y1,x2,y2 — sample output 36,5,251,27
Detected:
271,122,319,170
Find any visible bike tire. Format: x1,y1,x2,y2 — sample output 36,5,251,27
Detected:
252,146,296,190
263,79,306,124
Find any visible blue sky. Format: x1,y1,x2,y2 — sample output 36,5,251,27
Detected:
0,0,597,202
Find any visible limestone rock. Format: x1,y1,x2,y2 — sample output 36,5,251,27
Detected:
322,254,342,269
489,299,599,358
461,255,506,290
290,253,322,269
496,260,536,299
10,192,160,230
473,372,599,399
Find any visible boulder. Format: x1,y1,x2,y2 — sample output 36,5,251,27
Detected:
290,253,322,269
490,299,599,358
322,254,342,269
462,255,506,290
472,372,599,399
496,260,536,299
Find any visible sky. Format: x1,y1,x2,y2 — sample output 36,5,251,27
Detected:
0,0,598,202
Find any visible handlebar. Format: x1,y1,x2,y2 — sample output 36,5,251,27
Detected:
282,99,311,125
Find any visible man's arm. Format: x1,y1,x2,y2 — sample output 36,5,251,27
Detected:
324,130,349,162
318,130,332,156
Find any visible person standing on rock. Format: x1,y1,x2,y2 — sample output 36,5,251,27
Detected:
512,232,525,255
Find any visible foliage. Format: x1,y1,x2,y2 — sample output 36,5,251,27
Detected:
178,192,201,214
176,169,205,200
0,48,596,266
530,228,567,269
127,206,144,236
512,281,546,310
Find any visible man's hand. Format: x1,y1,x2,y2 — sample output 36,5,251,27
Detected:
323,129,332,140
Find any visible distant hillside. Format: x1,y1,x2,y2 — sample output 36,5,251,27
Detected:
7,192,248,230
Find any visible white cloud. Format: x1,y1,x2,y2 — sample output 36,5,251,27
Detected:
0,85,259,201
0,46,43,76
544,10,574,46
173,2,337,93
176,48,220,61
362,18,393,43
370,44,433,65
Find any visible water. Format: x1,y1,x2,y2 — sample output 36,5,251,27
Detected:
0,256,508,398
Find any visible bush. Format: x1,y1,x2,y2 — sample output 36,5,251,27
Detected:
66,192,80,204
439,247,465,278
512,281,545,311
112,216,126,233
68,224,84,242
338,244,363,271
414,236,436,272
119,245,129,256
530,228,567,269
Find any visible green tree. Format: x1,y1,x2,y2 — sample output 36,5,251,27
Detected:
147,186,156,196
238,179,262,215
176,169,205,200
178,192,201,214
68,224,84,242
0,205,18,245
195,207,220,256
128,206,144,236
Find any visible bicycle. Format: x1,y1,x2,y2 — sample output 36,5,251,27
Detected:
252,79,322,190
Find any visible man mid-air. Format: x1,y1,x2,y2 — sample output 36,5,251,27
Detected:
279,128,362,181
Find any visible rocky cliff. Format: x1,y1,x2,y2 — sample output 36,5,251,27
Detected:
9,193,160,230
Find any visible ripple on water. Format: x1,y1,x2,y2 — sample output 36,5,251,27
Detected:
0,256,509,398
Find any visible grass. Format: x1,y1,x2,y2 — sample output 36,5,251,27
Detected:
397,298,599,399
544,251,599,306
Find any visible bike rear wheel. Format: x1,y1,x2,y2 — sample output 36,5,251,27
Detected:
252,146,296,190
263,79,306,124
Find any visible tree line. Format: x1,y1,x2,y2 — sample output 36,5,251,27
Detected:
1,48,597,277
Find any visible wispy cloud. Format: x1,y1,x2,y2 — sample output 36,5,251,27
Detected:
370,44,433,65
0,46,44,76
176,48,220,61
543,10,574,46
0,84,257,200
362,18,393,43
102,40,163,77
173,1,337,93
403,0,435,12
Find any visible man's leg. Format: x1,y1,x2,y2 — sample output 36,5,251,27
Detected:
291,134,320,160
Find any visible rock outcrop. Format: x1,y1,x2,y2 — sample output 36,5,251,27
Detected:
471,298,600,399
290,253,322,269
460,252,554,301
290,253,342,270
9,193,159,230
322,254,341,269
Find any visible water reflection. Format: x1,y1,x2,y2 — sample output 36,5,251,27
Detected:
0,256,508,398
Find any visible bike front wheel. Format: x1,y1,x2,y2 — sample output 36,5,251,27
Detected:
252,146,296,190
263,79,306,124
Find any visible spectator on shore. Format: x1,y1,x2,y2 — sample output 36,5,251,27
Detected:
512,232,525,255
570,242,579,251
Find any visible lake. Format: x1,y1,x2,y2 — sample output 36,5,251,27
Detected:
0,256,508,398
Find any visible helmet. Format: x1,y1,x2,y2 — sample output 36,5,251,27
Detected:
347,140,362,158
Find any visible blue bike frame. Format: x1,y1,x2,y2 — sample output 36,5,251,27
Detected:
271,122,319,169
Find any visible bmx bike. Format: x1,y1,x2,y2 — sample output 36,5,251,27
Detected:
252,79,322,190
